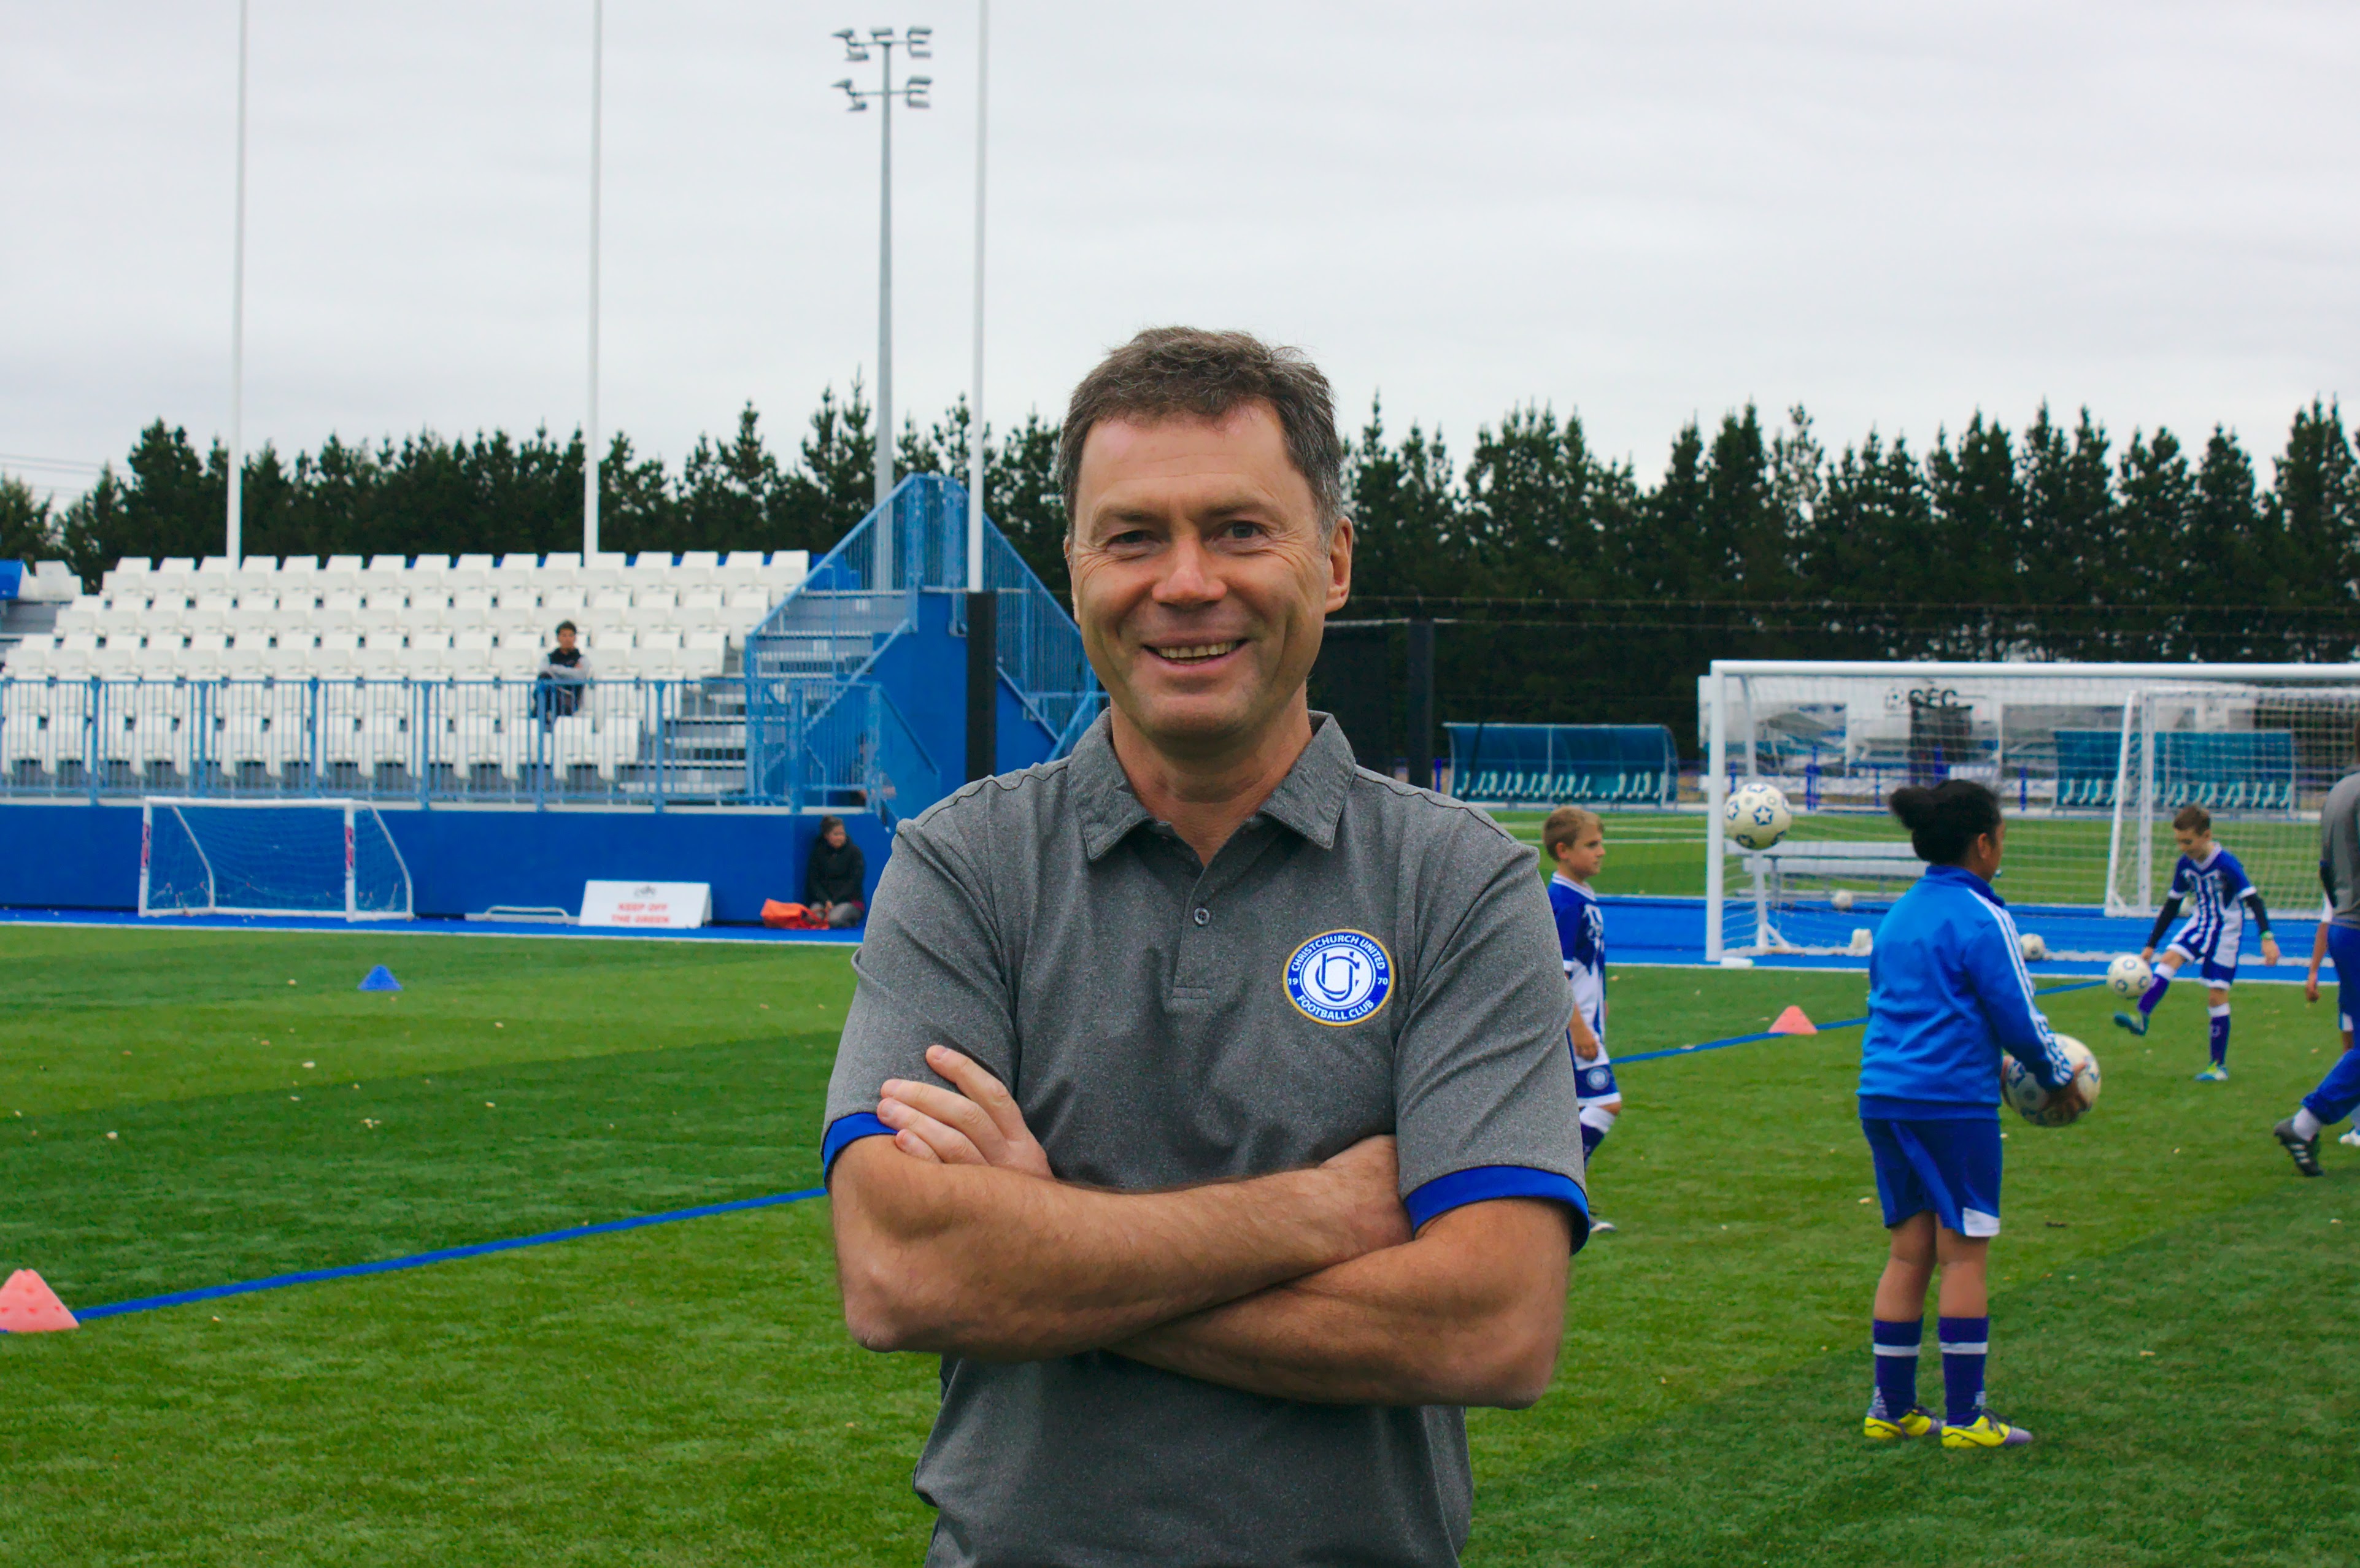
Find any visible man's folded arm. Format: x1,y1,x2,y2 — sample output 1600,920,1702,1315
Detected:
827,1132,1409,1361
1109,1196,1574,1409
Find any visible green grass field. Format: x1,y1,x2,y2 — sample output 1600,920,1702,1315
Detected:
4,924,2357,1565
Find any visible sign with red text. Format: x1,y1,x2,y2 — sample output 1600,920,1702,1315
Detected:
579,880,712,929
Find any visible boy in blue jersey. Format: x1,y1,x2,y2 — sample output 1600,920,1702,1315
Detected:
1545,806,1621,1235
1857,781,2084,1449
2114,804,2280,1081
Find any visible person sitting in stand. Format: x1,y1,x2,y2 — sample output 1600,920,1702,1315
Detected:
804,814,867,928
531,621,593,724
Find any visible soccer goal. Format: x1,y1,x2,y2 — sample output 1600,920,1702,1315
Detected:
139,798,414,921
1701,661,2360,961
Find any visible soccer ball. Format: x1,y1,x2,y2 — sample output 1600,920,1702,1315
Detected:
1726,782,1794,851
2105,953,2152,999
1831,888,1856,912
2019,932,2047,963
2003,1035,2102,1128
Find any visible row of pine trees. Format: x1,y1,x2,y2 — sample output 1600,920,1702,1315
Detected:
7,387,2355,740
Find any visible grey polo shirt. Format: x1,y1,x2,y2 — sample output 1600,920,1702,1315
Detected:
822,712,1589,1568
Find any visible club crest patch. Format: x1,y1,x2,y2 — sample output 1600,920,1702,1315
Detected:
1284,929,1393,1026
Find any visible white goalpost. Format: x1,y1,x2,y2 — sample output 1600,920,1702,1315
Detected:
1703,661,2360,962
139,797,414,921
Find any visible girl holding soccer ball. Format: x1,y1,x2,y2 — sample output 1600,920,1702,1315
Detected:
1856,780,2086,1450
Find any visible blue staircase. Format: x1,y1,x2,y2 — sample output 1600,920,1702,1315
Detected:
742,475,1098,821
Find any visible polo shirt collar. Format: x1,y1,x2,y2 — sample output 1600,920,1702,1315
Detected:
1069,709,1358,862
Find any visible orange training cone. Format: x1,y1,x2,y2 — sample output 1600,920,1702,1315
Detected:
1768,1005,1818,1036
0,1269,79,1332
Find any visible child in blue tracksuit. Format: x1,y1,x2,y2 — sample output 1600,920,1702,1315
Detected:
1857,780,2083,1450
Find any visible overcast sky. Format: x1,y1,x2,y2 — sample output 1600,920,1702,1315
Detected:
5,1,2354,505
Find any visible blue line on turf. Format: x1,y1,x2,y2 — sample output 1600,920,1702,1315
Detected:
69,1187,828,1323
1616,979,2103,1066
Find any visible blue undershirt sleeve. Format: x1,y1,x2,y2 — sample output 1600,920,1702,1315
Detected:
1402,1166,1591,1239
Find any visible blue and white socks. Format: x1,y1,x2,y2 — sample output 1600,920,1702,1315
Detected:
1939,1315,1989,1427
1871,1318,1922,1418
2208,1004,2231,1067
2138,970,2171,1020
1579,1104,1618,1164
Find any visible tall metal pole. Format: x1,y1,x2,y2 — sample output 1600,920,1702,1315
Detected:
227,0,250,564
875,37,895,580
584,0,603,558
966,0,988,594
833,28,927,575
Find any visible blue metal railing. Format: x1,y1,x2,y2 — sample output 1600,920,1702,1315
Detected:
0,675,730,808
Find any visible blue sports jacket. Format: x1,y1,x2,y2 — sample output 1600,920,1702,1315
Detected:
1858,863,2075,1118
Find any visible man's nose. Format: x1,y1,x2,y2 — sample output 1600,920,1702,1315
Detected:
1151,532,1225,606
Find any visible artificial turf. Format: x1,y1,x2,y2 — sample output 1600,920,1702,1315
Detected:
2,925,2354,1565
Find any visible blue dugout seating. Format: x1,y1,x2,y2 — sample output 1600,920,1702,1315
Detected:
1446,723,1678,806
2054,728,2294,811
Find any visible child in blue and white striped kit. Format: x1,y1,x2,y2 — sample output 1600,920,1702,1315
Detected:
1857,780,2084,1448
2113,804,2280,1080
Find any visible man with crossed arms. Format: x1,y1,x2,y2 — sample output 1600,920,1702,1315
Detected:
821,328,1591,1567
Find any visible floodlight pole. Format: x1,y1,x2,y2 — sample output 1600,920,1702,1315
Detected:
227,0,250,565
877,48,893,522
584,0,604,558
578,0,599,556
966,0,988,596
963,1,993,781
833,26,931,583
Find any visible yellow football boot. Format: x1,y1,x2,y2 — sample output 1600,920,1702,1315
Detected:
1862,1405,1936,1440
1940,1413,2033,1448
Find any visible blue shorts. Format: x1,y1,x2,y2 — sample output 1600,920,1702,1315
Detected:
1862,1115,2002,1238
2162,929,2237,986
2333,924,2360,1035
1568,1034,1620,1105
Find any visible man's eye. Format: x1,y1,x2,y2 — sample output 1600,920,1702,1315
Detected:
1220,521,1265,541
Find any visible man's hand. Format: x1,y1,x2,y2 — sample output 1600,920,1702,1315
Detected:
1568,1008,1600,1063
876,1045,1054,1178
2308,967,2323,1004
2139,945,2156,964
2262,936,2283,967
2048,1078,2091,1121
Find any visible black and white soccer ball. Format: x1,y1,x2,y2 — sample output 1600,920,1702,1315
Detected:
1726,782,1794,851
2003,1036,2101,1128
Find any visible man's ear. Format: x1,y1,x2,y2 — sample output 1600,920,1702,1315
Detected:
1324,514,1354,613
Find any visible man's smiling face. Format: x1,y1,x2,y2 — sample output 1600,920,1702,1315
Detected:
1066,401,1351,761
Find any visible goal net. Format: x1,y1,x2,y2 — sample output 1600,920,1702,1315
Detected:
1701,662,2360,961
140,799,414,921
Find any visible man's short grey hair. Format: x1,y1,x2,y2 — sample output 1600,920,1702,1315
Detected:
1057,328,1344,536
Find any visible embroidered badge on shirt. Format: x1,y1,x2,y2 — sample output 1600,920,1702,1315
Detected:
1285,929,1394,1025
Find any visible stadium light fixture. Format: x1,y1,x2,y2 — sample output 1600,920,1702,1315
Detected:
831,25,935,527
